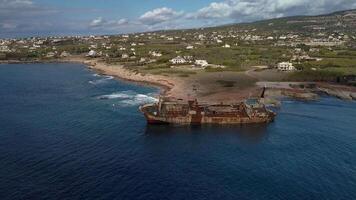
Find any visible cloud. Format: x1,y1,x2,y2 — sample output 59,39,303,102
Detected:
117,19,128,26
0,0,33,8
139,7,183,25
89,17,129,29
0,0,56,18
89,17,105,27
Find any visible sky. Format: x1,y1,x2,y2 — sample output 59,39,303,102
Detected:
1,0,356,38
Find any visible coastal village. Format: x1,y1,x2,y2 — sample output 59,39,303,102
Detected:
1,9,356,102
1,28,354,71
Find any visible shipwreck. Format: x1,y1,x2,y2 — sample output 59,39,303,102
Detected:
139,92,276,125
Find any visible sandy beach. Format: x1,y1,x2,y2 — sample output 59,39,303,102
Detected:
65,57,177,95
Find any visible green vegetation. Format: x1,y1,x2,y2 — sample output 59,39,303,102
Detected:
289,70,343,81
294,55,356,77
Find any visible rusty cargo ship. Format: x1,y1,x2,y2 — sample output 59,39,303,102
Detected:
139,97,276,125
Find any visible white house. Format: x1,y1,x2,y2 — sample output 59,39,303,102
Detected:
277,62,295,71
195,60,209,67
87,50,97,57
186,45,194,50
222,44,231,48
170,56,186,64
0,45,10,52
121,54,129,59
149,51,162,57
139,58,146,63
60,51,70,57
46,52,56,58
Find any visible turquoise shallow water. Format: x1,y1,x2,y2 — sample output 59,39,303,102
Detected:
0,63,355,200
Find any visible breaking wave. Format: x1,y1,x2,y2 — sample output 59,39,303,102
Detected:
89,75,114,85
120,94,158,106
97,90,158,106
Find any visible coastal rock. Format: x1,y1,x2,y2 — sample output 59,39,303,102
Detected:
282,90,319,101
350,92,356,100
265,89,284,98
260,97,281,107
317,87,353,100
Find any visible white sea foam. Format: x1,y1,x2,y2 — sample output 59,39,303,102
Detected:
120,94,158,106
89,75,114,85
97,90,158,106
97,93,131,100
97,90,135,99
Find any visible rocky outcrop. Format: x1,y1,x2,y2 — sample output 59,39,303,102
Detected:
259,97,281,107
282,90,319,101
317,87,353,100
350,92,356,100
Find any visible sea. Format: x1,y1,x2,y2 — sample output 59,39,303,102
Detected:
0,63,355,200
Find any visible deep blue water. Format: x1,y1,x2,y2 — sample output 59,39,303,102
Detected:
0,63,355,200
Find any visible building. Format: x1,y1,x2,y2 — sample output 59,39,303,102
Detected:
46,52,55,58
170,56,186,64
60,51,70,57
195,60,209,67
186,45,194,50
0,45,10,52
277,62,295,71
139,57,147,63
87,50,97,57
222,44,231,48
149,51,162,57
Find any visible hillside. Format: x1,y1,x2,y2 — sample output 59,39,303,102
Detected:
212,9,356,33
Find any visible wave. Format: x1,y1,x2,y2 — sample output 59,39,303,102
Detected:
120,94,158,106
89,75,114,85
97,90,136,100
97,90,158,106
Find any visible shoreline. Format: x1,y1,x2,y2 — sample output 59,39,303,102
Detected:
63,57,177,97
90,66,171,95
2,58,356,103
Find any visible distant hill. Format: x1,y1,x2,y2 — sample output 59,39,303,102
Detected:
202,9,356,33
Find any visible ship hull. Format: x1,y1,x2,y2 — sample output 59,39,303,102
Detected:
140,106,275,125
143,115,274,125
